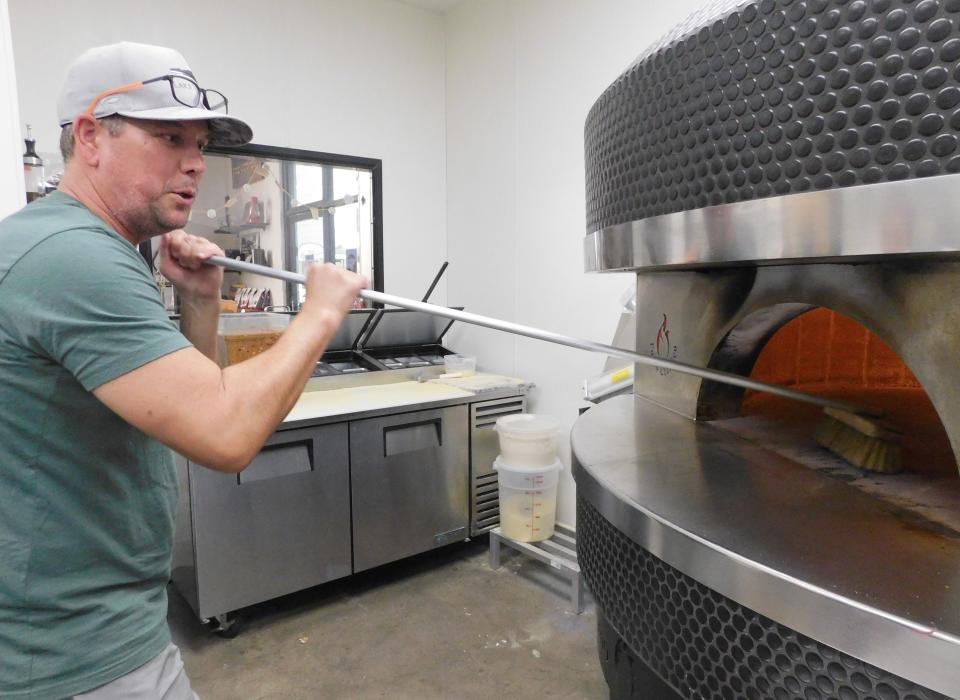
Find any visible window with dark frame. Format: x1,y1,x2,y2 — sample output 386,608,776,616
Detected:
152,144,383,312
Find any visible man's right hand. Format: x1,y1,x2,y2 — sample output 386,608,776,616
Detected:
299,263,369,328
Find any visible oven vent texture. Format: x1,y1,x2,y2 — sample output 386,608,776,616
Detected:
576,496,949,700
584,0,960,233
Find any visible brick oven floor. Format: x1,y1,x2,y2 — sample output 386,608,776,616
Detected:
167,537,606,699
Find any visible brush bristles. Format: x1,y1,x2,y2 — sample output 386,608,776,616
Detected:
814,413,903,474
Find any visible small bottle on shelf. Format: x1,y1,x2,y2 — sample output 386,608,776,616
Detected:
243,196,264,225
23,125,45,203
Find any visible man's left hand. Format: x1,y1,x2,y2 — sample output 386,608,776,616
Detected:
158,230,224,301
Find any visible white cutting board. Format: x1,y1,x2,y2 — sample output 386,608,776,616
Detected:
428,373,529,393
285,381,474,422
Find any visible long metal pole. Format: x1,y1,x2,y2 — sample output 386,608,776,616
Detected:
208,255,879,417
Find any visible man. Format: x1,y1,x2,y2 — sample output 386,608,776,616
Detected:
0,42,367,699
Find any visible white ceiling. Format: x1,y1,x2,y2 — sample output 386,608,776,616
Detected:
395,0,468,13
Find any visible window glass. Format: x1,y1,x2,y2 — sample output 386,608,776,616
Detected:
185,148,379,312
290,163,373,306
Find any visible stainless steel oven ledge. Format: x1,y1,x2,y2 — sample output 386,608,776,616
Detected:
584,174,960,273
572,394,960,698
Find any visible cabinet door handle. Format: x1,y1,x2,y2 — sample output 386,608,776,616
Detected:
383,419,442,457
238,440,313,484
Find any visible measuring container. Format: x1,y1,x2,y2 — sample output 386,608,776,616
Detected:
494,457,562,542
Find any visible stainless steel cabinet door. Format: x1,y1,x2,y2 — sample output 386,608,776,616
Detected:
350,405,469,572
189,423,350,617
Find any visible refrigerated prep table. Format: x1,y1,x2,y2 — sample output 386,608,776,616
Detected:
172,308,529,635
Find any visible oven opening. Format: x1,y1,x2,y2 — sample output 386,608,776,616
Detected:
704,306,960,533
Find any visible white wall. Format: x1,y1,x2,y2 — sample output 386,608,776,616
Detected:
444,0,708,527
9,0,712,530
0,0,23,219
7,0,447,302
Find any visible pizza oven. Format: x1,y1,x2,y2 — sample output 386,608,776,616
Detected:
573,1,960,697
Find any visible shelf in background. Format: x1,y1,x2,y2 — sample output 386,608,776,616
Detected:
214,222,270,235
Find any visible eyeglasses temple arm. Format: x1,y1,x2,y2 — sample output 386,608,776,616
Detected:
83,80,146,115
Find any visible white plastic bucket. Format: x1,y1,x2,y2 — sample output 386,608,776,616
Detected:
494,457,562,542
495,414,561,467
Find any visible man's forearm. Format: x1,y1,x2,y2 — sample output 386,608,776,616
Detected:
179,293,220,361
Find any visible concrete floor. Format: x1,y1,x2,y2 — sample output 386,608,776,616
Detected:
168,537,607,699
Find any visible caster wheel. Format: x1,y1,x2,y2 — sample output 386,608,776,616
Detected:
212,611,245,639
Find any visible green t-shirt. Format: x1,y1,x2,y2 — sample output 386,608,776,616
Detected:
0,192,192,698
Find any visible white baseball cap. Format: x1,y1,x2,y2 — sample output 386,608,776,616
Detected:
57,42,253,147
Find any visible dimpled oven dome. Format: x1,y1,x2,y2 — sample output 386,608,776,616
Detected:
584,0,960,234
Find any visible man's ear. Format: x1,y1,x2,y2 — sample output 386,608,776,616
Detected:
71,115,103,166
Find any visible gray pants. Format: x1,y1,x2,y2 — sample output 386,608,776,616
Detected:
72,643,198,700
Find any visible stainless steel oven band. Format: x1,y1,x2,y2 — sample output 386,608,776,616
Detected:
584,173,960,273
572,394,960,697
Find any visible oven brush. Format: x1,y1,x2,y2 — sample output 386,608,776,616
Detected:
205,255,894,470
814,407,902,474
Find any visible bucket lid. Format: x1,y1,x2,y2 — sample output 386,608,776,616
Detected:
493,456,563,473
495,413,561,436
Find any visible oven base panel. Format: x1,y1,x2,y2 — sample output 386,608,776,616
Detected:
572,395,960,696
597,604,681,700
579,497,948,700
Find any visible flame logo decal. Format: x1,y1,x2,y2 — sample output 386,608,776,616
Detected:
656,314,670,357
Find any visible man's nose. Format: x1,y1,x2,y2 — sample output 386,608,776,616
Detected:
183,148,206,176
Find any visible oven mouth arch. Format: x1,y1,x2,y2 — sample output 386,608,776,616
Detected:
697,302,958,477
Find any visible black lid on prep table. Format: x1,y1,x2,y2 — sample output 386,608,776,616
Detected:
325,309,377,352
358,308,460,350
